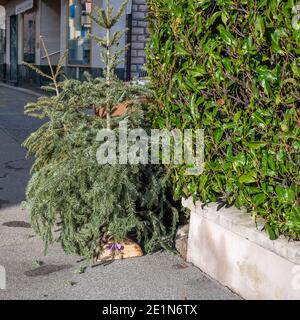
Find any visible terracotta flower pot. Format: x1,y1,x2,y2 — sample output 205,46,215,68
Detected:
94,96,150,118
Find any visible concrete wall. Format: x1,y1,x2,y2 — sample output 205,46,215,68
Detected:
59,0,66,64
183,198,300,300
0,5,5,73
90,0,103,69
40,0,60,65
0,5,5,29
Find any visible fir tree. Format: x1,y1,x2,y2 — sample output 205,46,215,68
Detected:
23,78,179,260
22,2,181,261
22,36,67,96
88,0,130,128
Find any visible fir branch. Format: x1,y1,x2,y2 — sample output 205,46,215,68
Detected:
22,36,67,96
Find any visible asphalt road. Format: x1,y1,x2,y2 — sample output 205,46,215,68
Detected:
0,84,240,300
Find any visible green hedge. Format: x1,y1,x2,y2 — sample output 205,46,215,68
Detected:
146,0,300,239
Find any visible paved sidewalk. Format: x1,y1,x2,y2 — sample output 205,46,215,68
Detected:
0,84,240,300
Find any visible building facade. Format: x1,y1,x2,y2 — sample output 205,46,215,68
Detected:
0,6,5,78
0,0,148,88
129,0,148,79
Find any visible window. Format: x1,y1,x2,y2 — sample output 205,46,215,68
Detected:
68,0,92,65
23,9,35,63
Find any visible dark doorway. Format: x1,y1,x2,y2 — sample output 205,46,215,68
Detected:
10,15,18,82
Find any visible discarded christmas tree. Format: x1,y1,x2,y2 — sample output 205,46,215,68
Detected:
23,1,180,262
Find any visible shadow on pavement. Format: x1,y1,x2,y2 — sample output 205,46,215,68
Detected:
0,85,43,209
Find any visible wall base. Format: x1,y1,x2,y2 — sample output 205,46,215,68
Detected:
183,198,300,300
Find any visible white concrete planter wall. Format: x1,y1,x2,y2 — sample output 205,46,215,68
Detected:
183,198,300,300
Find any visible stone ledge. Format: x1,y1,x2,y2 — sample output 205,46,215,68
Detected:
183,197,300,299
182,198,300,265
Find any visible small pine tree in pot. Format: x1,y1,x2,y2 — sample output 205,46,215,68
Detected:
22,1,180,262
